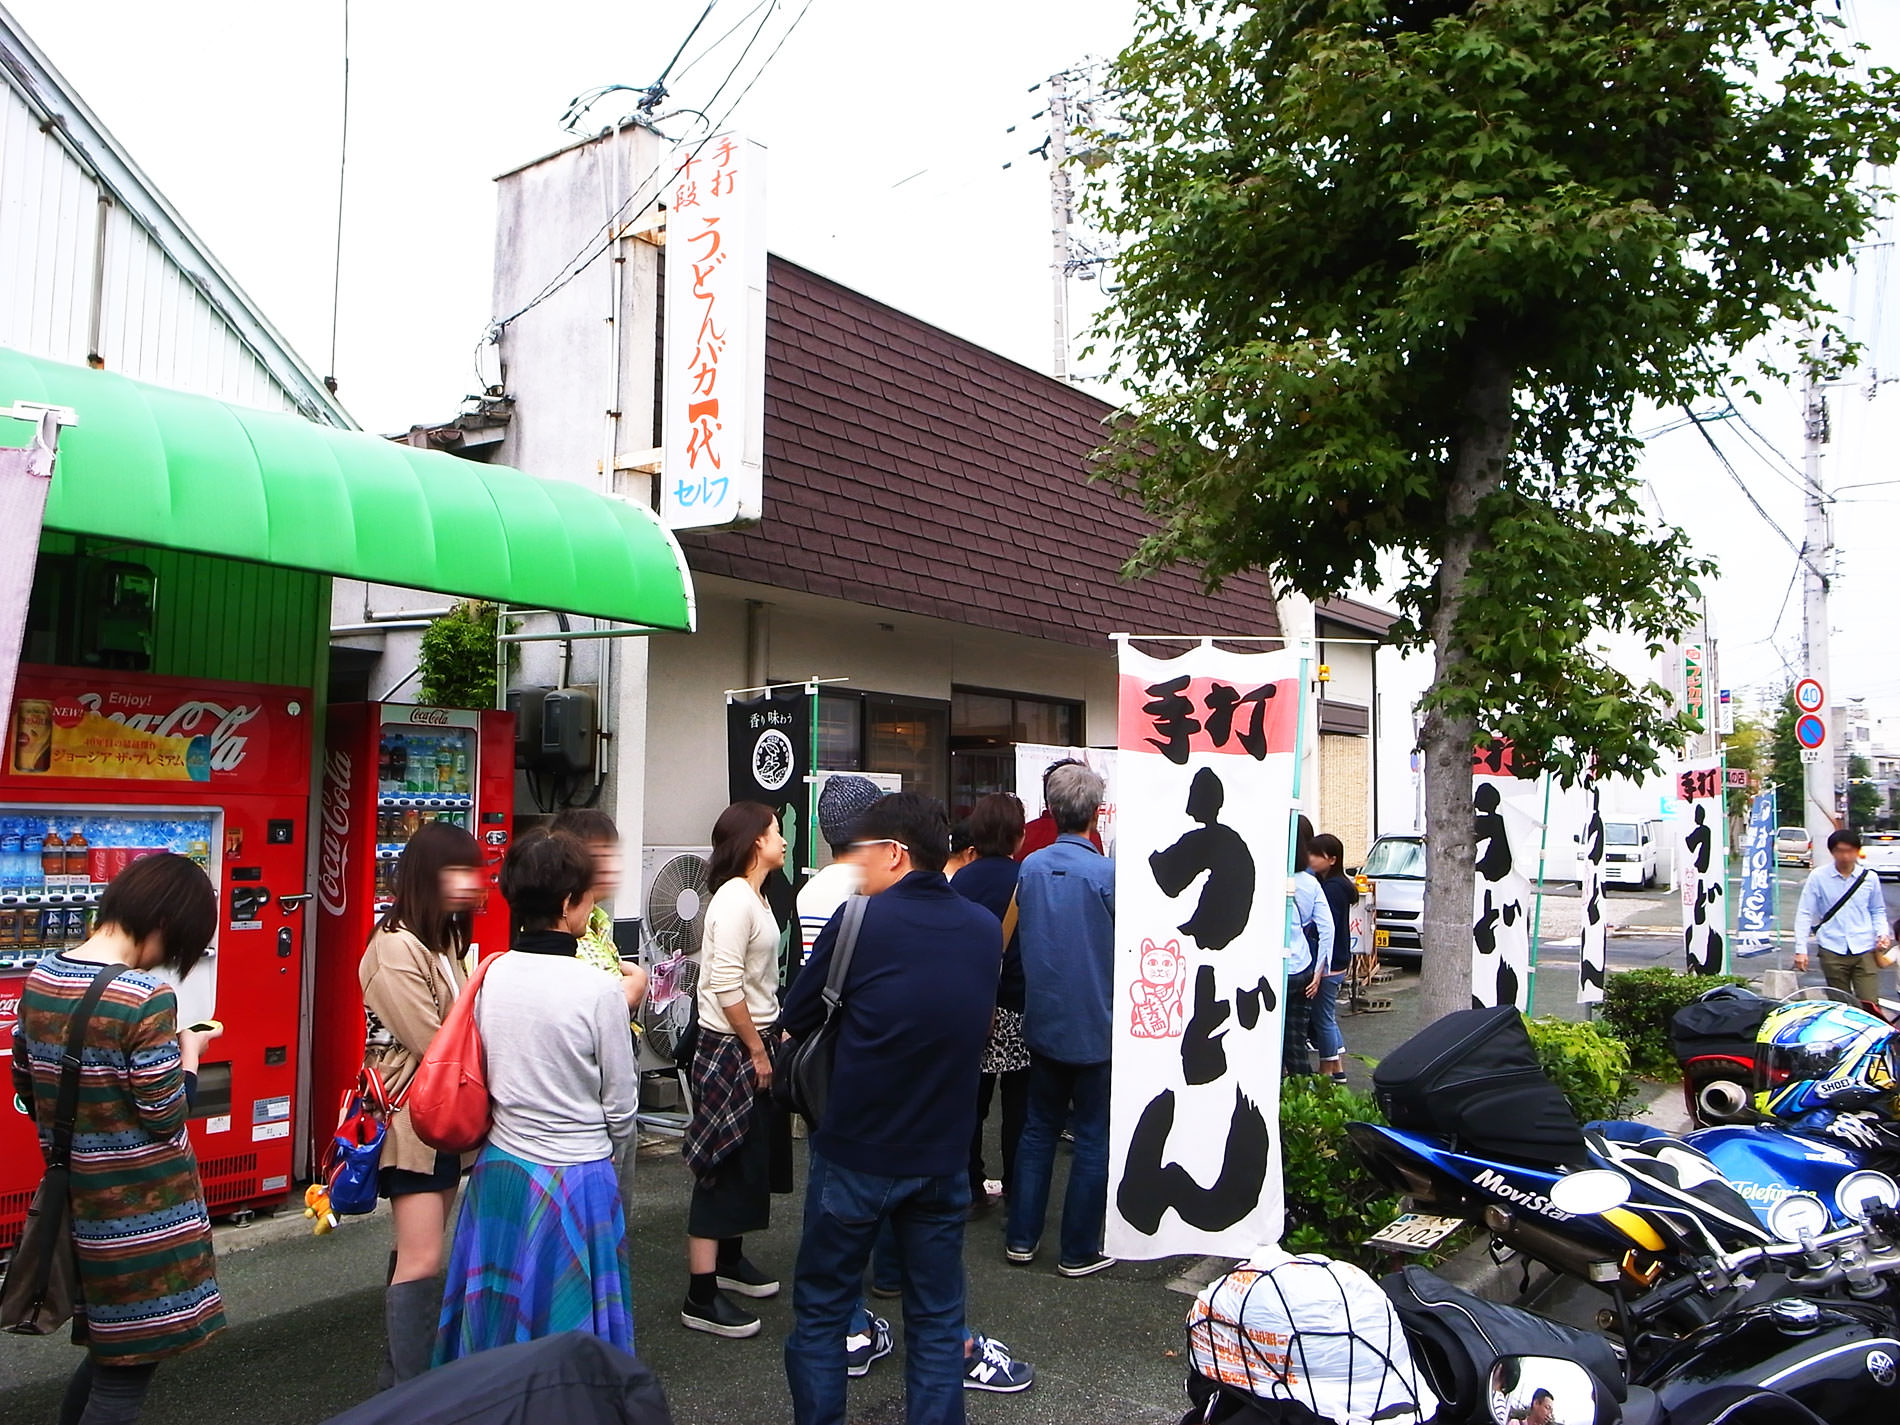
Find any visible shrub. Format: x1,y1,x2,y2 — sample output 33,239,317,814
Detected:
1600,967,1749,1078
418,601,504,710
1280,1077,1408,1269
1525,1015,1637,1123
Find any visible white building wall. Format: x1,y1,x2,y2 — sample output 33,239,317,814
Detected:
645,577,1119,850
0,78,315,414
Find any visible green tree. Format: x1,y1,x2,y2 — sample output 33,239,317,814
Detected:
1848,753,1880,830
1768,688,1806,826
1724,712,1766,826
1088,0,1900,1022
417,601,503,710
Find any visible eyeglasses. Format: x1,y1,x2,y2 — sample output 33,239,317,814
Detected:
849,839,909,853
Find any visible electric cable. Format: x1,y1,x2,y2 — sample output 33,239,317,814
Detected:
326,0,350,394
640,0,723,113
1682,407,1824,581
477,0,811,361
671,0,775,86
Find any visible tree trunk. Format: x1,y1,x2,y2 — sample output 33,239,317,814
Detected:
1416,349,1514,1026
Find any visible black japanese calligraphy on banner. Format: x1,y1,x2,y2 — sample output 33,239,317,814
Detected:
727,686,815,901
1109,642,1306,1259
1578,776,1608,1004
1677,760,1729,976
1471,776,1536,1011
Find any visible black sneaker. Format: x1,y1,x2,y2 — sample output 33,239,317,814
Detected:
1057,1252,1117,1278
681,1291,761,1338
715,1257,780,1298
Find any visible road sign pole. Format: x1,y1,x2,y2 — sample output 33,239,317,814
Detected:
1800,358,1837,852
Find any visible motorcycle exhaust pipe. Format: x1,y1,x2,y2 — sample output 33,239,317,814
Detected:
1483,1206,1624,1286
1697,1079,1752,1122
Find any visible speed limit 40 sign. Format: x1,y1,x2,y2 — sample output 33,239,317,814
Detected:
1795,677,1825,714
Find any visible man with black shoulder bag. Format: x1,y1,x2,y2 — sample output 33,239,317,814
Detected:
1794,829,1894,1005
778,793,1009,1425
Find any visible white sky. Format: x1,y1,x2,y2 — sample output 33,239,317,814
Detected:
12,0,1900,744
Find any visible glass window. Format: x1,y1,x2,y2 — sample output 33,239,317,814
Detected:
866,696,949,806
1604,824,1640,846
950,687,1084,749
816,692,861,771
951,691,1014,742
1362,837,1426,879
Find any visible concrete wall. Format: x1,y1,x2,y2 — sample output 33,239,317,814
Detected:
644,575,1119,850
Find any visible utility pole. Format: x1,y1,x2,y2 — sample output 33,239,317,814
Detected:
1046,68,1073,381
1800,356,1837,851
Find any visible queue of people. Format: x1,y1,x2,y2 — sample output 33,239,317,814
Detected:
8,764,1364,1425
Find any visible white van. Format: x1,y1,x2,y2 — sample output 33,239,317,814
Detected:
1593,817,1660,889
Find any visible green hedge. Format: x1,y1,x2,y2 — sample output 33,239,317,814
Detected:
1525,1014,1638,1122
1600,967,1749,1077
1282,1077,1412,1269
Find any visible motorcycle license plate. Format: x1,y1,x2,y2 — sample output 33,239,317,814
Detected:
1366,1213,1463,1253
1374,930,1390,949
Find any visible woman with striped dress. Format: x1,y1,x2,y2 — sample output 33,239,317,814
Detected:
10,853,225,1425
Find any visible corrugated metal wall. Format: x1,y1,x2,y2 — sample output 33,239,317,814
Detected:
0,80,293,411
37,534,327,692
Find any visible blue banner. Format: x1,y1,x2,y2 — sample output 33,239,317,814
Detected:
1735,789,1778,956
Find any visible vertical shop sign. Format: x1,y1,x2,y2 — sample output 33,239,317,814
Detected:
1578,775,1608,1004
1682,643,1707,731
1471,740,1534,1011
1108,643,1304,1259
1676,760,1729,975
660,134,767,530
727,686,814,884
1734,789,1778,957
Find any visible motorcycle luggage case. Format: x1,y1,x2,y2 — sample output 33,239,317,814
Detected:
1371,1006,1587,1167
1669,987,1771,1063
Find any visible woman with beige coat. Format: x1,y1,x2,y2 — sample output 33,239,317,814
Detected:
358,821,487,1386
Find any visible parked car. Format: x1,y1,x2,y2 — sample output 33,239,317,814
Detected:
1861,830,1900,880
1775,825,1812,868
1361,833,1424,962
1595,817,1660,889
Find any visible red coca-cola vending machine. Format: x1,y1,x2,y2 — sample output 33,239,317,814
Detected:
0,667,313,1249
309,702,512,1164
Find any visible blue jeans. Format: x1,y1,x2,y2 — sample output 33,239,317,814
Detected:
1308,970,1345,1059
786,1150,971,1425
1005,1053,1109,1266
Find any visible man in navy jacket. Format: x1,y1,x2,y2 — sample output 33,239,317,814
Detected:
781,793,1003,1425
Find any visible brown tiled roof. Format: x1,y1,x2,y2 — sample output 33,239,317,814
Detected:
678,257,1279,649
1317,596,1398,638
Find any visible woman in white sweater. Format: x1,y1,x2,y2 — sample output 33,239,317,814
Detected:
436,828,640,1361
679,800,788,1340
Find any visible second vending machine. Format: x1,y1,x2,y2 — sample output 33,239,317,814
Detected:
309,703,512,1164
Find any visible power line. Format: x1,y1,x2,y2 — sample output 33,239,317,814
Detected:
639,0,722,115
1682,406,1824,581
325,0,350,395
672,0,775,86
477,0,793,373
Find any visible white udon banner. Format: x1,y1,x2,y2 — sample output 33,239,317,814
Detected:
1108,642,1304,1260
1675,760,1729,975
1578,775,1608,1004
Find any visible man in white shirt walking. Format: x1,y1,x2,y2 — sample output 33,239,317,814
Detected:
1793,829,1894,1005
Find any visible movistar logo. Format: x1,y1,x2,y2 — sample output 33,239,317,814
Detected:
1473,1168,1574,1221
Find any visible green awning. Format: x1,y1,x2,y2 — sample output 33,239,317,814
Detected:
0,347,695,631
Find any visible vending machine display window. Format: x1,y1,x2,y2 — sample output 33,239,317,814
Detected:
0,805,220,1024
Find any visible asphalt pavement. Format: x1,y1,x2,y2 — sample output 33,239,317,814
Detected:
0,863,1875,1425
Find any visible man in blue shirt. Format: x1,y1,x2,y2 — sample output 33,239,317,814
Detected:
1005,762,1117,1279
1793,829,1894,1004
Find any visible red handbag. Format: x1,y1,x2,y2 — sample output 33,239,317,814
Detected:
407,951,499,1154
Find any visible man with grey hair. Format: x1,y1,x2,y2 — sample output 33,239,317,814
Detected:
1004,761,1118,1278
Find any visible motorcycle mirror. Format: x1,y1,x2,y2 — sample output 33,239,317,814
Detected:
1487,1356,1602,1425
1548,1169,1631,1216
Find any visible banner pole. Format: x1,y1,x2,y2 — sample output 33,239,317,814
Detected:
1528,770,1552,1005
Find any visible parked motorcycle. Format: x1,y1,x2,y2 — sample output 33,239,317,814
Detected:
1348,1007,1900,1335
